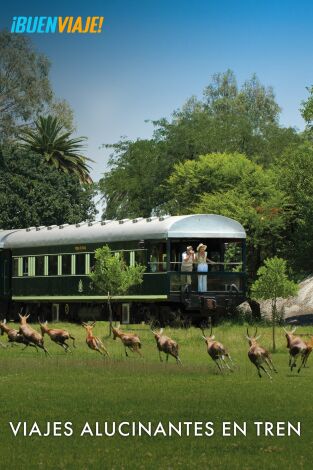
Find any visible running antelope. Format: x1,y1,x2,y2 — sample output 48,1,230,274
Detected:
246,327,277,379
112,324,142,357
18,314,50,356
82,322,109,357
303,335,313,368
0,319,37,349
283,326,308,373
201,325,233,372
39,320,76,353
151,327,181,364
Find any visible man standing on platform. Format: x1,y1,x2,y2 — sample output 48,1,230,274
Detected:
181,245,195,293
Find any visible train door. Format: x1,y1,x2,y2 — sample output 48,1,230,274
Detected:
0,249,12,309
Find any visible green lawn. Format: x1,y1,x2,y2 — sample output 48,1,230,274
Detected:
0,322,312,469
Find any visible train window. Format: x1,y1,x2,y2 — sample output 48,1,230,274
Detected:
149,247,159,272
85,254,90,274
44,256,48,276
135,250,146,266
90,253,96,272
76,254,86,275
29,257,35,276
35,256,45,276
22,257,29,276
121,251,130,266
170,248,179,272
224,242,242,271
48,255,58,276
162,254,167,271
62,254,72,275
149,244,167,272
130,251,135,267
13,258,19,277
57,255,62,275
122,304,130,324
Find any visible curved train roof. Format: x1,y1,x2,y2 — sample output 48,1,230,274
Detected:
0,214,246,249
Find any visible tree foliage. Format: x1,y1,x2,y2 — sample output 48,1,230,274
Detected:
99,70,299,218
89,245,145,296
20,115,93,184
165,152,290,274
0,31,52,139
273,142,313,273
89,245,146,334
0,144,97,229
300,85,313,128
251,257,298,351
99,139,167,219
0,30,74,139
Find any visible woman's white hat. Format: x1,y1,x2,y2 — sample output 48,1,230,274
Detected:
197,243,207,251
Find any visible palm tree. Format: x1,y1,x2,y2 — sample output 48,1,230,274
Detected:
20,115,93,184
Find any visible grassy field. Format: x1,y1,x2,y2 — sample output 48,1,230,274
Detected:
0,321,313,469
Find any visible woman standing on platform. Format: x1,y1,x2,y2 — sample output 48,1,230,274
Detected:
195,243,215,292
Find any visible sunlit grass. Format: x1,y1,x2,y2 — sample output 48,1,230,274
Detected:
0,322,312,469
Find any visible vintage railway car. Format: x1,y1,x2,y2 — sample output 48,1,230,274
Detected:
0,214,247,324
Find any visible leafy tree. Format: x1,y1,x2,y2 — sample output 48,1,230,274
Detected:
48,99,75,131
99,70,298,218
0,145,97,229
89,245,145,334
164,152,290,274
99,138,169,218
165,152,263,212
274,142,313,273
300,86,313,128
20,115,93,184
195,189,289,277
157,70,298,168
251,257,298,352
0,30,73,139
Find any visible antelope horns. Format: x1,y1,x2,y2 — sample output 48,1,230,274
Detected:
151,326,163,335
283,326,297,334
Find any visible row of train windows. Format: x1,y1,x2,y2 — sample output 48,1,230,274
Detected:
12,251,146,277
12,254,93,277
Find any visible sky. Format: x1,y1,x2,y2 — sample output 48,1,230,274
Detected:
1,0,313,182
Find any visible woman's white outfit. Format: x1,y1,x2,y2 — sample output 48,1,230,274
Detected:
196,252,208,292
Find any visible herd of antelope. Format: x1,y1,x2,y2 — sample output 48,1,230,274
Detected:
0,315,313,379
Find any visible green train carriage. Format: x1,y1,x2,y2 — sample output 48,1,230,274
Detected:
0,214,247,324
